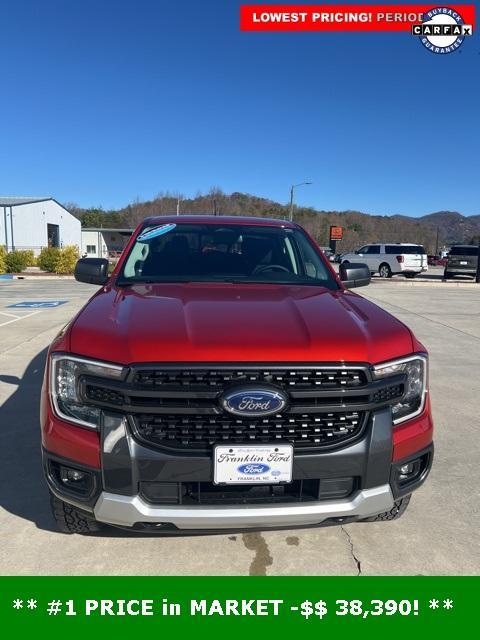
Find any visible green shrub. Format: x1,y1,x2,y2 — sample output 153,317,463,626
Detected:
19,249,37,266
55,245,79,274
38,247,61,272
38,246,79,274
0,246,6,274
5,250,30,273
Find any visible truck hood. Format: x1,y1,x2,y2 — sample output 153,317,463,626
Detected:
69,283,413,365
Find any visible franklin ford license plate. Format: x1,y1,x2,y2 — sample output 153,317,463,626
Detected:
213,445,293,485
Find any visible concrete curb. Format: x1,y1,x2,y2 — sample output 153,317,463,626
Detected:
372,279,478,287
13,275,75,280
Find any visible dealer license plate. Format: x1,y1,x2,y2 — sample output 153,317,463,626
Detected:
214,445,293,485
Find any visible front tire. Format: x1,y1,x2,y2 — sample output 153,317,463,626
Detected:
50,492,103,534
361,495,411,522
378,263,392,279
404,272,416,279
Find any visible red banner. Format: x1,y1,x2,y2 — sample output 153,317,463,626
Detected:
240,4,476,31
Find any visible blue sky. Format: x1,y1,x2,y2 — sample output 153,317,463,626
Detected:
0,0,478,216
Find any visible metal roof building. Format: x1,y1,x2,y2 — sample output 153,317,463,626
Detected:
1,196,81,254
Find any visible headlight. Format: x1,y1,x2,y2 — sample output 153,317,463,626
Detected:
49,354,124,429
373,355,428,424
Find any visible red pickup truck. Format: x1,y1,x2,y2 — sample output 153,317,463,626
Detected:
41,216,433,533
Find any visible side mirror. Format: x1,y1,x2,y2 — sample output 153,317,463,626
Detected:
74,258,109,285
340,262,371,289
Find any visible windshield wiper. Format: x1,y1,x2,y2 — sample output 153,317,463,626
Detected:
115,277,332,287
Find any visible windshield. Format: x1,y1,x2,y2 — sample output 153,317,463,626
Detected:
385,245,425,254
449,246,478,256
118,223,338,289
402,245,426,254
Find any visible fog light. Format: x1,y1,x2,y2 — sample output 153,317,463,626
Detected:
60,467,86,483
56,464,93,496
397,459,422,484
399,463,414,476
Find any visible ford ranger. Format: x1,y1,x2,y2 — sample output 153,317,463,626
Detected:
41,216,433,533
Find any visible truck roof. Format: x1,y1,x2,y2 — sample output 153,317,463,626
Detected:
143,215,296,228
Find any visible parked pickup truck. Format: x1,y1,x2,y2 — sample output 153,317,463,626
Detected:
41,216,433,533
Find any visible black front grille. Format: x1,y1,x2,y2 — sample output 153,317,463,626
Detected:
85,384,124,406
132,410,365,451
133,367,367,391
81,364,404,454
372,384,403,404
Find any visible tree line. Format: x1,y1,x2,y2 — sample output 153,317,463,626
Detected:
66,189,479,254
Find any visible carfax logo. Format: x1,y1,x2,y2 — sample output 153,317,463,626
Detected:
412,7,473,54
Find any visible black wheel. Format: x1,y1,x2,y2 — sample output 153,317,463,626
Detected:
444,271,453,279
49,492,103,534
378,263,392,279
361,495,411,522
342,260,350,266
404,272,416,279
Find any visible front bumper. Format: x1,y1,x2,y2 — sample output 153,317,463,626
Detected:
43,404,434,531
93,484,394,530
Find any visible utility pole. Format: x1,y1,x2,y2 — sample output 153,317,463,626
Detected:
476,236,480,284
435,226,439,256
213,199,217,216
289,182,312,222
289,186,294,222
176,197,180,216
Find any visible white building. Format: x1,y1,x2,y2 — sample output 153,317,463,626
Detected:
81,228,133,259
0,196,81,254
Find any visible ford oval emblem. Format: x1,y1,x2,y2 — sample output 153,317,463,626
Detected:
220,387,287,417
238,463,270,475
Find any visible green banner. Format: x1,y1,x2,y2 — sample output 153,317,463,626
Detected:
1,577,475,636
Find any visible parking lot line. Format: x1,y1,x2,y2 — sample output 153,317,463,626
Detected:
0,311,23,320
0,310,42,328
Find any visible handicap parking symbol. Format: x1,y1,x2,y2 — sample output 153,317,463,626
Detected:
7,300,68,309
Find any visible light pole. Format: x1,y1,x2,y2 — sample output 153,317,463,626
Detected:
475,236,480,284
176,197,181,216
289,182,312,222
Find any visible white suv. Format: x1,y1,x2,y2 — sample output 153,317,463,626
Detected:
341,243,428,278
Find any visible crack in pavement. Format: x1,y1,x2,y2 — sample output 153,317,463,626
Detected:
341,526,362,576
242,532,273,576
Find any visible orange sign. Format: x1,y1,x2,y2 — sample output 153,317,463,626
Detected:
330,226,343,241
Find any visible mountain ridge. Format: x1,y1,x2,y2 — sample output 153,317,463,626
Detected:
68,192,480,253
